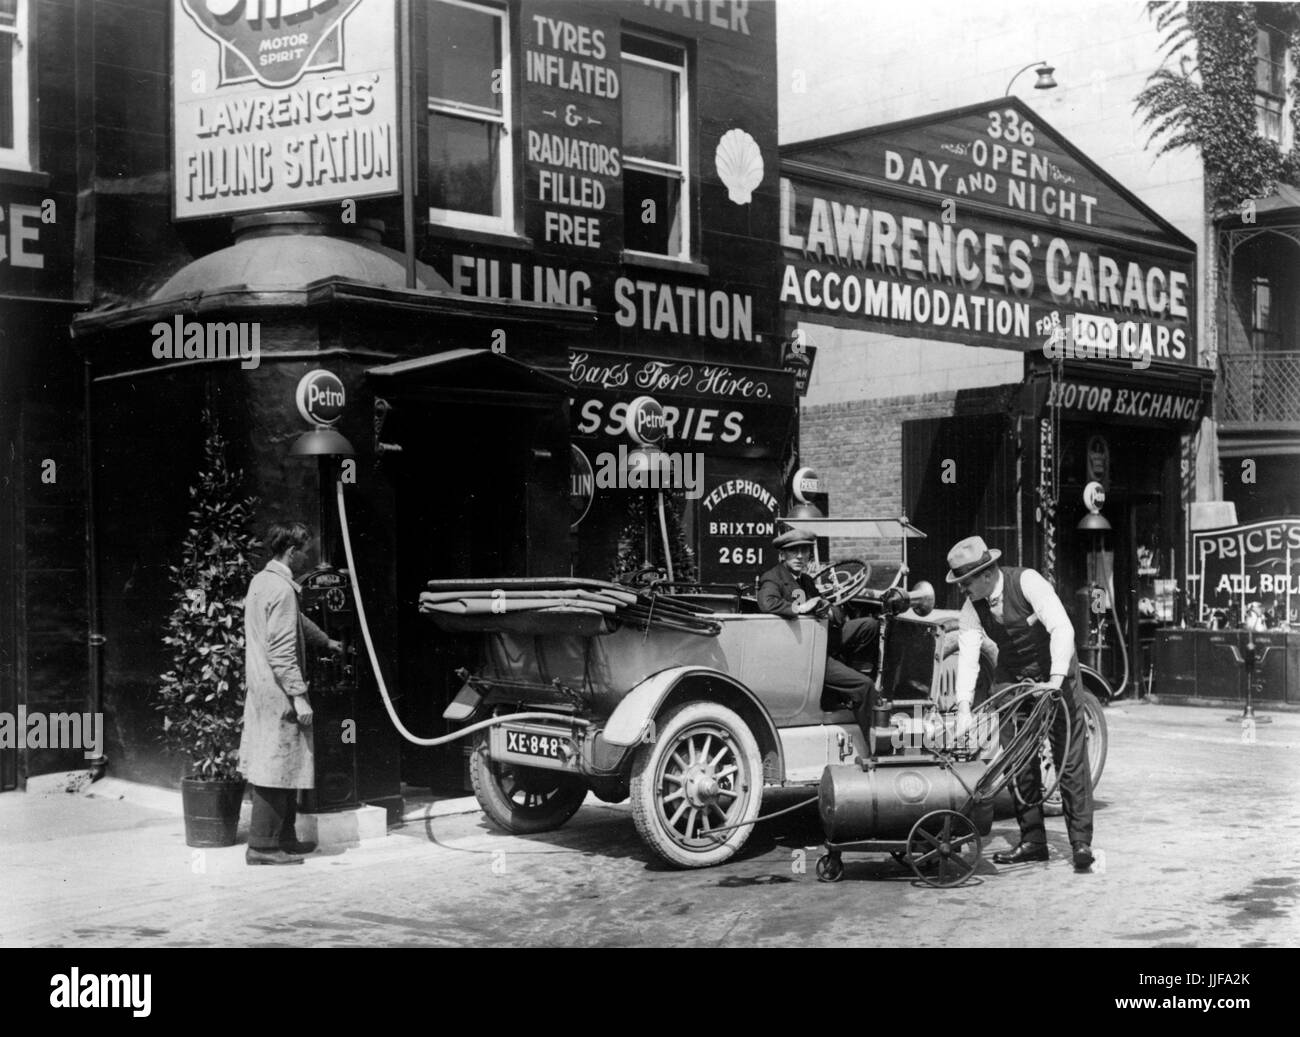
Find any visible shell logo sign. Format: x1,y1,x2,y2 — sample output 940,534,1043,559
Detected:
180,0,363,89
714,128,763,206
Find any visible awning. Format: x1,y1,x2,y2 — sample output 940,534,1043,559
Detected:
367,349,572,396
777,517,926,539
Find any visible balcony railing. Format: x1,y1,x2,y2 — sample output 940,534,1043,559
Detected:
1218,350,1300,424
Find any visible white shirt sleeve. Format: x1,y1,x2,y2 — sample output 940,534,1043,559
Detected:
954,598,984,705
1019,568,1076,687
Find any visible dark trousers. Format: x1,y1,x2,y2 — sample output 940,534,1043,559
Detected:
249,785,299,851
999,676,1094,848
823,617,881,728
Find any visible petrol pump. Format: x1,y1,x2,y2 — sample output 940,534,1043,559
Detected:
1075,480,1130,698
289,369,402,819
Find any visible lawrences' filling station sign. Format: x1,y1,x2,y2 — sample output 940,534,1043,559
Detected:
173,0,400,219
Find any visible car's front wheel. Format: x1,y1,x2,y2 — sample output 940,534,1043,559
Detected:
629,701,764,868
470,734,588,834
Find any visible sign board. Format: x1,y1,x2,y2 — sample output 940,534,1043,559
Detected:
780,100,1196,363
562,349,795,459
0,189,73,299
1192,518,1300,625
570,445,594,528
172,0,399,219
698,468,783,583
295,369,345,425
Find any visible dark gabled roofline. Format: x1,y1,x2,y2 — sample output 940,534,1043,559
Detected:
780,96,1196,252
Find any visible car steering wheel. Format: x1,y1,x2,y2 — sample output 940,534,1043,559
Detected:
812,559,872,606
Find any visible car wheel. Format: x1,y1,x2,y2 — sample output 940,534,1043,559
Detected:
629,701,764,868
1041,689,1108,814
470,734,588,834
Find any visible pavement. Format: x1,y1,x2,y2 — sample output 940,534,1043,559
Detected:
1,699,1298,948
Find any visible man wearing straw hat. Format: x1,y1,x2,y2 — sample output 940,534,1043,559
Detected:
946,535,1095,871
758,528,880,731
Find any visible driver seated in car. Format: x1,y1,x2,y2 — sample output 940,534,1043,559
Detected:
757,529,880,728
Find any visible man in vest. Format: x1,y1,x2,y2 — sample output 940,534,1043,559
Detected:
947,536,1095,871
758,529,880,729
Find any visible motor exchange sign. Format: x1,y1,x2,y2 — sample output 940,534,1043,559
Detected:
173,0,399,219
779,99,1196,364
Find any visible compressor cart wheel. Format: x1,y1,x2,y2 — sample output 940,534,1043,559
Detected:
906,810,982,887
816,853,845,882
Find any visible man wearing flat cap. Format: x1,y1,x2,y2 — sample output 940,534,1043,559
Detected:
758,529,880,729
947,535,1094,871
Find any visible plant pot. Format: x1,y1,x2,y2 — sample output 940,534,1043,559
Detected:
181,777,246,848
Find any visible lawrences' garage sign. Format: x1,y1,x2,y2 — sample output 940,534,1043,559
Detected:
173,0,399,219
780,99,1197,364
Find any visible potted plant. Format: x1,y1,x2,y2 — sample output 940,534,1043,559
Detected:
156,409,261,847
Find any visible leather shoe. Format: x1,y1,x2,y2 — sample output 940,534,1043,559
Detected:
246,847,304,866
280,839,317,855
1072,843,1095,870
992,842,1049,865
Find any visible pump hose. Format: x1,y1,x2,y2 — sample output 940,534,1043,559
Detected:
336,479,589,748
1105,571,1130,698
965,680,1073,810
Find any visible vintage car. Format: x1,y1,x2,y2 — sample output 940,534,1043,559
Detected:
423,518,1107,868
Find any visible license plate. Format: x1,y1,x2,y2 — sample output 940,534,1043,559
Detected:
504,727,569,762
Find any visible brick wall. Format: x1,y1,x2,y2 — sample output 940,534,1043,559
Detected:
799,392,958,565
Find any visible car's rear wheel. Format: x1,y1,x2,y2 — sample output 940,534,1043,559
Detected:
629,701,763,868
470,734,588,834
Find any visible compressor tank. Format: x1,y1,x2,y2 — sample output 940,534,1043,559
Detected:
819,757,993,842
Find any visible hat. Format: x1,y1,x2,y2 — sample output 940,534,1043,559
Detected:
773,528,816,550
945,535,1002,583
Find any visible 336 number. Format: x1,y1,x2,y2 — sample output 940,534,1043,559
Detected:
987,108,1035,147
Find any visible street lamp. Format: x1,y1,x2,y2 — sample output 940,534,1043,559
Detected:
1005,61,1057,96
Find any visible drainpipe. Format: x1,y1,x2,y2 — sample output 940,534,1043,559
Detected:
400,0,416,291
83,357,107,779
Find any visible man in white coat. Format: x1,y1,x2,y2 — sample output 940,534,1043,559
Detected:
239,521,341,865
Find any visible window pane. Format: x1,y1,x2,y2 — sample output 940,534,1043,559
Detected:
1252,278,1272,331
430,1,502,113
623,61,677,164
0,33,12,150
0,0,16,25
1255,98,1282,142
429,113,500,216
624,168,681,255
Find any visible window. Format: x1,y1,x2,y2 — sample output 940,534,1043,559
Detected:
622,35,689,260
0,0,31,170
1250,277,1282,352
428,0,513,233
1254,23,1287,143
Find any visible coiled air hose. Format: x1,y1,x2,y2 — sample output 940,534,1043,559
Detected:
335,479,589,748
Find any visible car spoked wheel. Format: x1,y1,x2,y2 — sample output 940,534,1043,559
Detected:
630,701,763,868
470,735,588,835
1039,689,1107,815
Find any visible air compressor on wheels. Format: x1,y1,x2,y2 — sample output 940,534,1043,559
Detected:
815,680,1075,887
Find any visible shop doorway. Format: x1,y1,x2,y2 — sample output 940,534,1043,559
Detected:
366,360,571,792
